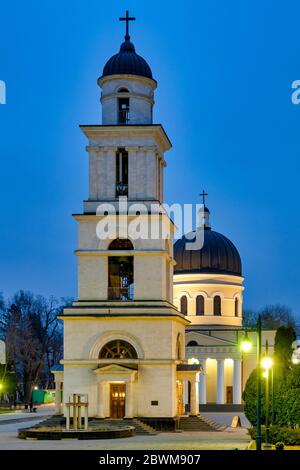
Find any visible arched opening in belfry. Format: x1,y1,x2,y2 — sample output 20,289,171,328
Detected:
116,147,128,196
118,91,130,123
108,239,134,300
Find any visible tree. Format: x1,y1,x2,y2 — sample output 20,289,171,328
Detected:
242,308,257,328
242,304,295,329
242,368,268,426
274,326,296,380
259,304,295,329
0,291,64,402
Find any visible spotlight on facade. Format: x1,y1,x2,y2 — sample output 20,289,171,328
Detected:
262,370,268,378
241,331,252,353
261,356,273,370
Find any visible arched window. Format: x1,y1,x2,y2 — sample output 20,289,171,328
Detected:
118,87,129,93
99,340,138,359
180,295,188,315
214,295,221,316
235,297,239,317
196,295,205,316
187,341,198,347
109,239,133,250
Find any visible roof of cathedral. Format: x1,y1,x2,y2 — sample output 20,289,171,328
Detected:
174,207,242,276
101,37,153,80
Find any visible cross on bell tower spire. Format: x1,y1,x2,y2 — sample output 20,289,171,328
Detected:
199,190,208,206
119,10,136,41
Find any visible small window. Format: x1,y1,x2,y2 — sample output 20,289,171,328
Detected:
235,298,239,317
180,295,188,315
187,341,198,347
214,295,221,316
118,87,129,93
196,295,205,316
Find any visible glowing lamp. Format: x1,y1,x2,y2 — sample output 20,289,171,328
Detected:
261,356,273,370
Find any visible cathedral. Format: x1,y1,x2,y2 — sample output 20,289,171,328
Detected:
52,13,275,429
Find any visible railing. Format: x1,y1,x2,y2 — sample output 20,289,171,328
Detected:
116,182,128,197
107,286,134,301
118,110,130,124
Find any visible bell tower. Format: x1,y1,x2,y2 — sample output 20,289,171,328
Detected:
58,12,199,424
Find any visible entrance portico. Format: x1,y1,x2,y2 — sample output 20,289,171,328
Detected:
94,363,138,418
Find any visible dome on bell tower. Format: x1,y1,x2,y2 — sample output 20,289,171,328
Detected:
97,11,157,126
101,38,153,80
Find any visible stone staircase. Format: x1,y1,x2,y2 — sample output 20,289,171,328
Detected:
102,418,157,435
178,415,222,432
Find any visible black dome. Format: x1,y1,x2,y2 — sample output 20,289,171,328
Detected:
174,228,242,276
101,39,153,80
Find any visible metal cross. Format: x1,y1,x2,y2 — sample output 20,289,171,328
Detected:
119,10,136,39
199,190,208,205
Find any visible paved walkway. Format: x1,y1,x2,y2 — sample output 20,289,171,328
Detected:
0,406,251,450
0,404,54,425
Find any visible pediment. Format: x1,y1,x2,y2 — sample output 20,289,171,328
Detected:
94,363,138,374
186,331,235,347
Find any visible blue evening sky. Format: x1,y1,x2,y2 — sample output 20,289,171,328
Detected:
0,0,299,315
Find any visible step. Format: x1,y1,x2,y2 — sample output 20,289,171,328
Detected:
178,416,217,432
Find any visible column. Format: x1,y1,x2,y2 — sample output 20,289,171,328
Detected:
233,359,242,405
216,359,225,404
190,379,199,415
104,147,117,199
184,380,189,411
87,147,98,200
199,361,207,405
97,382,105,418
125,382,134,418
55,381,62,415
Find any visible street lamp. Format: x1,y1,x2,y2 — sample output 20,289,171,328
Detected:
262,340,273,447
240,314,262,451
241,330,252,353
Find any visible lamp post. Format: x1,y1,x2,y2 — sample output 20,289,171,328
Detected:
256,315,262,451
240,314,262,451
271,366,274,425
262,340,273,447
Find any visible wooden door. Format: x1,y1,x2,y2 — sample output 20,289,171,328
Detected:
226,386,233,404
110,384,126,418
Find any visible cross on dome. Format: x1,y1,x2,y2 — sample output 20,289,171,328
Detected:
199,190,208,205
119,10,136,41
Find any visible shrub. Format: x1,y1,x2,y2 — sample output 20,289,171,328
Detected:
248,426,300,445
275,442,284,450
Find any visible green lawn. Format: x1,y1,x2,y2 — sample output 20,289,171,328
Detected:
0,409,13,415
248,440,300,451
